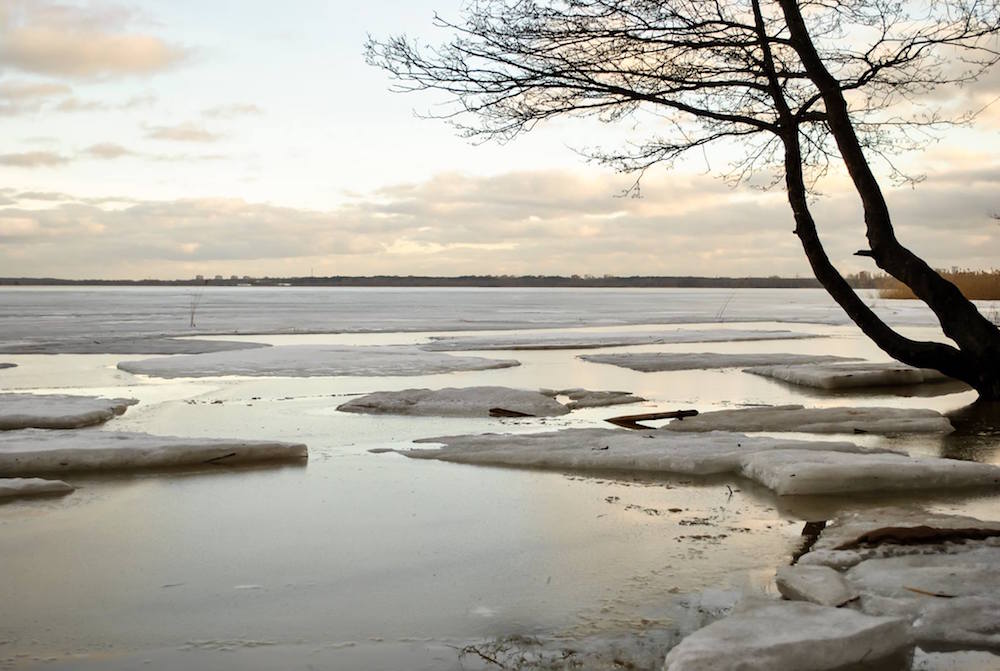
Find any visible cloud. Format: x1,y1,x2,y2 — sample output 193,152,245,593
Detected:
82,142,133,159
0,166,996,279
0,78,70,114
202,103,262,119
145,122,222,143
0,150,68,167
0,1,187,78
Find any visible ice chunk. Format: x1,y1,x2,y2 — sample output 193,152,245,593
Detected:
0,429,307,474
581,352,856,372
543,387,645,409
744,362,951,390
775,565,858,607
0,477,74,499
422,329,819,351
740,449,1000,496
1,338,269,355
338,386,570,417
118,345,519,378
404,428,870,478
662,601,911,671
663,405,953,434
0,394,138,430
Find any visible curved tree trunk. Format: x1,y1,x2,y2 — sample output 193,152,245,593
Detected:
773,0,1000,399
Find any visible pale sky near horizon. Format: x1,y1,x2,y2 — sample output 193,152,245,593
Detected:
1,0,998,280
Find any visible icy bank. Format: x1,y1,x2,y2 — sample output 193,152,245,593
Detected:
0,477,74,499
421,329,819,351
0,429,308,474
118,345,519,378
663,405,953,434
339,386,571,417
744,362,951,390
662,601,911,671
581,352,855,372
790,509,1000,650
0,337,269,355
402,429,1000,495
0,394,138,430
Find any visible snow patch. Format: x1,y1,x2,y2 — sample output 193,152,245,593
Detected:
0,394,138,430
662,601,911,671
0,477,74,499
744,362,952,390
0,429,307,474
422,329,819,351
338,386,570,417
118,345,519,378
664,405,953,434
581,352,856,372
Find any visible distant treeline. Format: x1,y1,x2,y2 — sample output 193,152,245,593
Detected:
0,275,826,288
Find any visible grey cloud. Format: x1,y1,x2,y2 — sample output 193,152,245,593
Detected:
0,150,68,167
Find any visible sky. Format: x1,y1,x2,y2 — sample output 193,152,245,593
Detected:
0,0,998,280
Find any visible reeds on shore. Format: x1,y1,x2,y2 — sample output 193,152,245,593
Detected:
875,269,1000,301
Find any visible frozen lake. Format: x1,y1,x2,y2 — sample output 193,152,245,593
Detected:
0,287,997,670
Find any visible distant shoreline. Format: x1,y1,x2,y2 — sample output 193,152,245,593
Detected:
0,275,853,289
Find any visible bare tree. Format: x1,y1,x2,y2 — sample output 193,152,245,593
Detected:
367,0,1000,399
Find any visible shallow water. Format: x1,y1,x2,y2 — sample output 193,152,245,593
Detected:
0,288,997,670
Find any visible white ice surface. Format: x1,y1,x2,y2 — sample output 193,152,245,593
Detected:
421,329,819,351
0,394,138,430
664,405,953,434
0,429,308,474
117,345,520,378
661,601,911,671
775,565,858,607
338,386,571,417
744,362,952,389
580,352,856,372
741,449,1000,495
0,477,74,499
543,387,645,409
404,429,1000,496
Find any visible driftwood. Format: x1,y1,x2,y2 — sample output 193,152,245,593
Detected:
489,407,536,418
605,409,699,430
791,520,828,564
833,525,1000,551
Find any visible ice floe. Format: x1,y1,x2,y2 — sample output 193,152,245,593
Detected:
0,394,138,430
0,337,269,355
580,352,856,372
338,386,570,417
0,477,74,499
117,344,519,378
790,509,1000,650
662,600,911,671
421,329,819,351
543,387,645,409
663,405,953,434
775,565,858,607
744,362,951,390
0,429,307,474
402,429,1000,496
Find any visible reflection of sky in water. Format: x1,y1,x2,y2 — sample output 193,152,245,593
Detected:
0,309,996,670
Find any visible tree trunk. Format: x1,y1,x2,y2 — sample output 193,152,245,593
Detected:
773,0,1000,399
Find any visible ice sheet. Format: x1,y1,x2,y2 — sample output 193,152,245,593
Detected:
421,329,820,351
662,601,911,671
581,352,856,372
744,362,952,389
404,429,1000,496
118,345,520,378
338,386,571,417
0,477,74,499
0,394,138,430
664,405,953,434
0,429,308,474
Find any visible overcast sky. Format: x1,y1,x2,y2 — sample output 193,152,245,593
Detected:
1,0,998,279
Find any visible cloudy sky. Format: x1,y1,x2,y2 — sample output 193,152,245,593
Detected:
1,0,998,280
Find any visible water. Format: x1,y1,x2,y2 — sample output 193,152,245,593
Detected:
0,287,997,670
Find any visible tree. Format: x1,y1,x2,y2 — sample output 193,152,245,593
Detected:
367,0,1000,399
